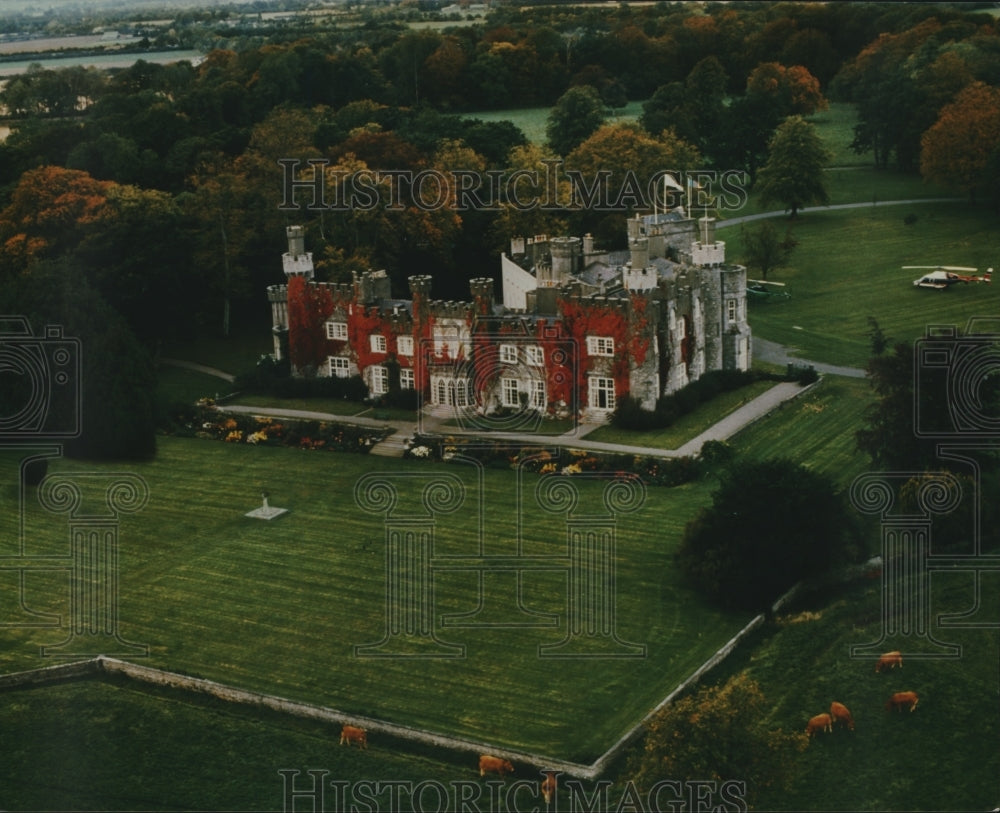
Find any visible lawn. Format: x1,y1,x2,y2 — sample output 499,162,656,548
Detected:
730,376,874,489
725,203,1000,368
467,100,644,146
0,436,749,764
155,365,235,409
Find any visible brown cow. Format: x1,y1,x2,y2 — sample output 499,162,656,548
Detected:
830,701,855,731
479,755,514,777
885,691,919,713
875,651,903,673
806,713,833,736
339,724,367,748
541,771,558,805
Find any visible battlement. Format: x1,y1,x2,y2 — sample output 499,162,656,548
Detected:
425,298,474,319
408,274,434,296
691,240,726,267
282,252,314,279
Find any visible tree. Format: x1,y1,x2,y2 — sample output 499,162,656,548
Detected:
710,93,782,184
855,341,949,472
675,458,859,610
755,116,831,218
0,165,111,275
0,260,156,461
739,220,797,280
565,122,701,217
920,82,1000,203
545,85,606,157
746,62,828,118
631,673,806,809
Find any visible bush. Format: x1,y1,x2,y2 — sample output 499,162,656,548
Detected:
675,458,863,610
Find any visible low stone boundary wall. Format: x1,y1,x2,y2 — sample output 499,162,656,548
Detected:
0,573,859,781
0,657,100,691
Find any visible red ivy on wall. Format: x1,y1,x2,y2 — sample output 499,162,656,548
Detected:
287,275,335,374
536,320,574,407
559,299,632,405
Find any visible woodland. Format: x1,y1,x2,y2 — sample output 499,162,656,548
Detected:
0,1,999,457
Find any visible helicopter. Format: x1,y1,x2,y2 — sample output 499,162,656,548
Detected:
746,279,790,300
904,266,993,289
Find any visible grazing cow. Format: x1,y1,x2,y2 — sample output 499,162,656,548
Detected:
479,755,514,777
885,691,919,713
875,651,903,673
541,771,558,805
339,725,367,748
806,713,833,736
830,701,855,731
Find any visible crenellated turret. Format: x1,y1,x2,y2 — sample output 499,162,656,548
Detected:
470,277,495,315
282,225,314,280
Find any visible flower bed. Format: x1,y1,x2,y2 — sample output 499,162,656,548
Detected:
403,436,701,487
163,399,389,454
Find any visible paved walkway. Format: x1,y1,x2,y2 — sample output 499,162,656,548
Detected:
217,379,813,459
753,337,866,379
715,197,964,229
161,357,236,383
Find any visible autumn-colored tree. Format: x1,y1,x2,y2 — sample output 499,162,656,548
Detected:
486,143,570,253
0,165,111,274
746,62,828,117
423,36,469,109
920,81,1000,202
566,122,701,213
755,116,831,218
631,673,806,809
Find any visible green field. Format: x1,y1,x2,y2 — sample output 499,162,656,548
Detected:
0,677,475,811
468,101,644,146
730,376,873,488
3,520,995,811
743,572,1000,811
0,437,749,764
726,203,1000,368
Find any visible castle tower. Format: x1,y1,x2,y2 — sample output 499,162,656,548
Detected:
690,217,725,267
282,225,314,280
546,236,581,285
469,277,495,315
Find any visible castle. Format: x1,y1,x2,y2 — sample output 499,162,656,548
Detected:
266,210,750,421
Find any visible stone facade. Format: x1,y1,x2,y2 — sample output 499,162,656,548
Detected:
267,212,751,420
